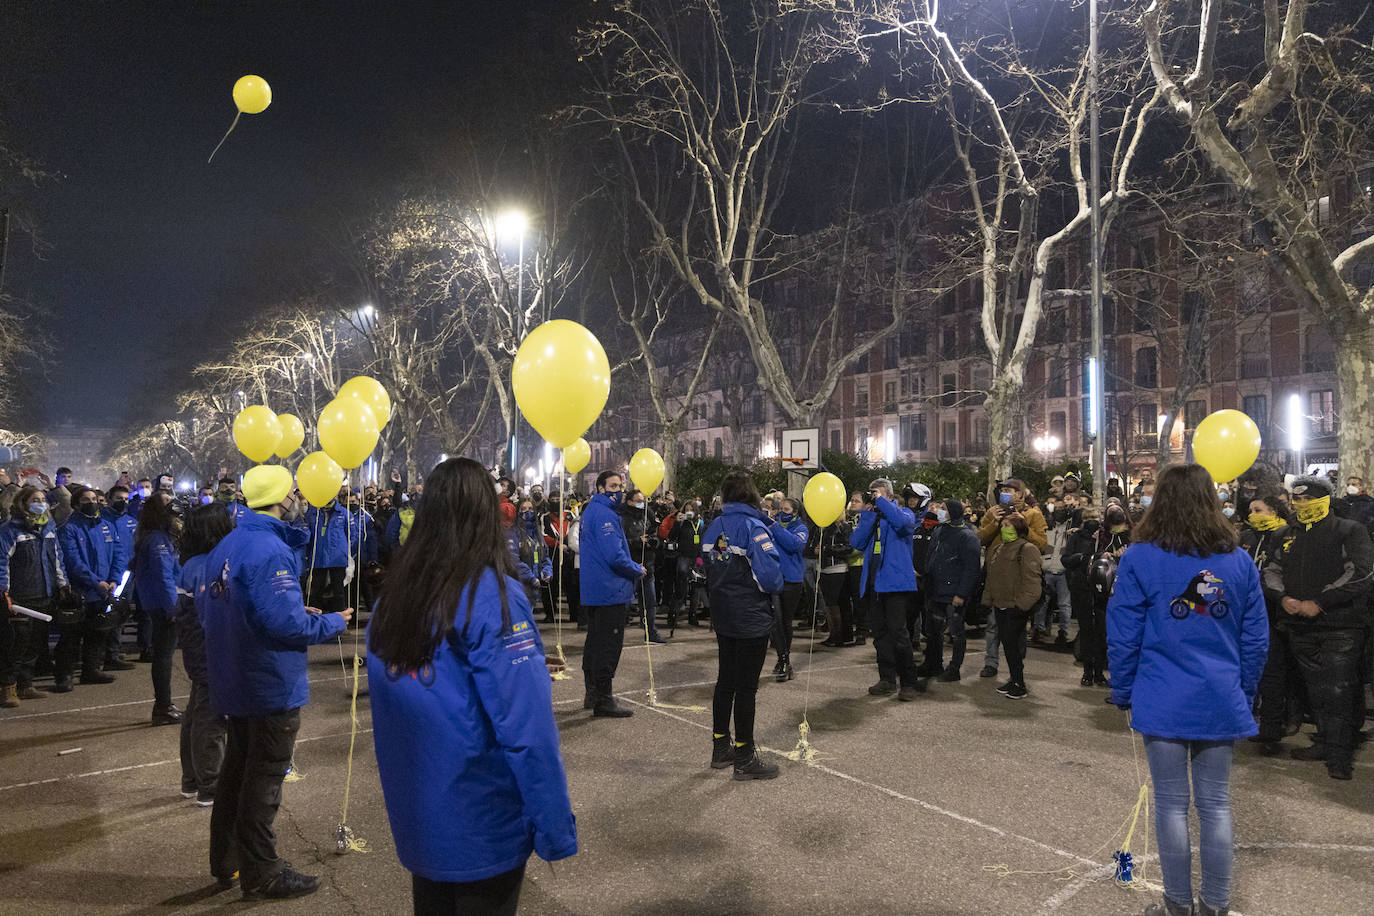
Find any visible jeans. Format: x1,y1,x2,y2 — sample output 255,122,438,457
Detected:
581,604,627,697
1288,626,1366,766
995,608,1029,686
1035,572,1072,634
150,613,177,710
925,600,966,671
870,591,920,687
772,581,802,659
983,605,1000,669
210,708,302,887
1143,736,1235,911
412,865,525,916
180,680,227,795
713,634,770,751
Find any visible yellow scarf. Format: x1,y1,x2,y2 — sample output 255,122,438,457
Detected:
1294,496,1330,528
1247,514,1283,532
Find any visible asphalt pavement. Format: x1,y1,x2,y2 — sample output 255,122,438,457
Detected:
2,618,1371,915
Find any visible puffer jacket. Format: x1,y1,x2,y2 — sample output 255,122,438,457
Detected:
578,494,641,607
0,517,68,601
982,537,1043,612
702,503,785,638
58,513,129,602
850,497,917,596
1262,511,1374,629
767,515,808,584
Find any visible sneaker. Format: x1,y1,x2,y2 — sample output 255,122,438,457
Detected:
80,671,116,685
48,678,73,694
1290,743,1329,761
867,679,897,697
732,751,780,781
1093,675,1111,688
1004,683,1028,699
648,634,669,645
103,657,136,671
1030,629,1047,644
195,792,216,807
242,867,321,900
181,786,199,799
710,735,734,769
996,680,1015,694
937,667,960,682
897,685,921,702
979,665,997,678
151,705,183,726
1054,631,1070,647
1327,761,1354,781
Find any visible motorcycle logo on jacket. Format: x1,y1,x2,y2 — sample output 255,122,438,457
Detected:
1168,570,1231,620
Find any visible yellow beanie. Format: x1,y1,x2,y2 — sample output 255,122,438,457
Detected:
242,465,294,509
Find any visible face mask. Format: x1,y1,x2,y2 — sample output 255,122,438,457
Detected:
28,501,47,517
1221,507,1235,518
1248,514,1283,531
607,490,624,506
1294,496,1330,526
110,498,127,515
200,495,214,505
522,510,535,520
138,486,152,498
1140,495,1152,508
80,503,101,519
936,509,949,523
216,491,235,503
1000,527,1017,543
683,511,694,519
779,512,795,524
1217,490,1230,501
1045,502,1055,514
999,492,1013,505
1347,485,1360,496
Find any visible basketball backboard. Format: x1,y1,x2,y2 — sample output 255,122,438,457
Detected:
780,427,821,471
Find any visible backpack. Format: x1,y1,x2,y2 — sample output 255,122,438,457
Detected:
1090,551,1118,598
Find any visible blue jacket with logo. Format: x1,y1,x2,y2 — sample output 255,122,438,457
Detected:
134,530,181,615
301,503,360,570
59,513,130,603
578,493,641,607
767,515,809,584
199,511,348,717
367,569,577,882
702,503,785,638
0,518,68,602
101,507,138,562
850,497,918,595
1108,543,1269,741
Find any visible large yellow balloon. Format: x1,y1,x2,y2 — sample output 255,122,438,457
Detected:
339,376,391,428
1192,409,1262,484
233,405,282,464
629,448,665,496
296,451,345,509
318,397,379,469
803,472,847,528
233,75,272,114
563,438,591,475
275,413,305,457
511,320,610,448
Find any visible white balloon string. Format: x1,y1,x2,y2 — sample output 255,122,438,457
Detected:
207,111,241,163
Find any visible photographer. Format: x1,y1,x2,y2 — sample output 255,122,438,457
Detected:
976,479,1048,678
850,478,923,701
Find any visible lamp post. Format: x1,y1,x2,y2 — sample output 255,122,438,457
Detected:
1087,0,1106,503
1287,392,1304,476
496,209,529,473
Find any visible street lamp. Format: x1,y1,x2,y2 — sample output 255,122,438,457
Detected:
1033,434,1061,462
1287,392,1304,475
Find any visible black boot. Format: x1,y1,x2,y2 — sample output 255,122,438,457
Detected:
242,867,321,900
583,688,595,710
592,684,633,718
771,658,785,680
732,747,779,781
711,734,734,769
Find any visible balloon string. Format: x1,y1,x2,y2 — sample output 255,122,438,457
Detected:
550,463,569,681
207,111,241,163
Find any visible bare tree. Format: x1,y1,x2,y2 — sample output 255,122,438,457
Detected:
1142,0,1374,475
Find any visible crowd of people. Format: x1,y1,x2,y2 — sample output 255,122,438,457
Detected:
2,455,1370,915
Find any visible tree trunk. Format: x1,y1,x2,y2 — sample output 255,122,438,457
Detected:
657,418,682,494
1336,323,1374,480
1156,402,1179,469
985,375,1022,495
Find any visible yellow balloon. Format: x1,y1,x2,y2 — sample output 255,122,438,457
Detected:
1192,409,1262,484
511,320,610,448
803,472,847,528
233,405,282,464
296,451,345,509
339,376,391,428
233,75,271,114
275,413,305,458
629,448,665,496
563,438,591,475
318,397,379,470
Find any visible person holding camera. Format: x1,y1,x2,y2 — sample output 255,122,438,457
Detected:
976,479,1048,678
850,478,923,701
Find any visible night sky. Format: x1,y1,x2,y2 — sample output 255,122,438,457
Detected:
1,0,565,427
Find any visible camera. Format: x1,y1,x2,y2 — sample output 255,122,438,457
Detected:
862,489,877,505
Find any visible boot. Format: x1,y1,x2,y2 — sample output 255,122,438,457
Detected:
1197,899,1228,916
1143,897,1194,916
732,747,779,781
16,685,43,700
710,733,734,769
583,688,595,710
1,684,18,708
81,670,116,685
1080,663,1095,687
592,685,633,718
775,656,794,683
771,659,785,680
867,679,897,696
938,666,961,682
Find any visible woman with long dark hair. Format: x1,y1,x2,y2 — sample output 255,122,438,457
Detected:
133,491,183,725
1108,464,1268,916
367,458,576,916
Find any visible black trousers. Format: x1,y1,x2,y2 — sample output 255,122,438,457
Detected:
924,600,951,670
713,634,770,750
870,591,919,687
771,581,802,659
150,613,177,709
54,601,106,680
1289,626,1366,766
996,607,1030,686
180,680,227,795
305,567,348,614
845,567,867,636
1079,596,1109,676
5,599,49,687
581,604,627,695
210,708,301,887
412,865,525,916
1257,623,1302,742
563,565,582,625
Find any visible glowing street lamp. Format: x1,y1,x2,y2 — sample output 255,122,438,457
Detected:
1287,392,1304,474
1033,434,1061,460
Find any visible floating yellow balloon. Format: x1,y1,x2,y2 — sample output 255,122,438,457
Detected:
803,472,847,528
339,375,391,428
233,405,283,464
296,451,345,509
629,448,665,496
275,413,305,457
563,438,591,475
318,398,379,470
1192,409,1262,484
511,320,610,448
209,75,273,162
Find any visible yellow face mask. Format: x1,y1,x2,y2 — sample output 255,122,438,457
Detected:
1247,514,1283,531
1294,496,1330,527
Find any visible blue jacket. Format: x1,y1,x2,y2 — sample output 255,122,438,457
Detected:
133,530,181,615
702,503,785,638
367,569,577,882
578,493,641,607
226,501,253,525
767,515,809,584
925,521,983,603
1108,543,1269,741
101,507,138,563
302,504,360,569
850,497,918,595
199,511,348,717
58,513,130,603
383,505,417,549
0,518,68,601
176,555,213,684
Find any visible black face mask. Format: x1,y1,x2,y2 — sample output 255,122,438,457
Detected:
80,503,101,519
1081,519,1101,533
109,498,128,515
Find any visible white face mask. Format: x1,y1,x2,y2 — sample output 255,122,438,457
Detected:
1141,495,1152,508
936,509,949,523
1347,485,1361,496
1222,506,1235,518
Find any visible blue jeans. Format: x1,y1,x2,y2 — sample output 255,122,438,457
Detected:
1143,736,1235,910
1034,572,1071,634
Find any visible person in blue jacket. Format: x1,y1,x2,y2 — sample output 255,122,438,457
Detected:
175,504,234,806
850,477,923,700
198,465,352,900
578,469,645,718
0,486,69,704
702,472,785,780
367,457,576,915
215,476,253,524
920,499,983,681
767,495,808,683
300,489,358,615
1107,464,1268,916
56,486,129,691
133,491,184,725
100,483,141,670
